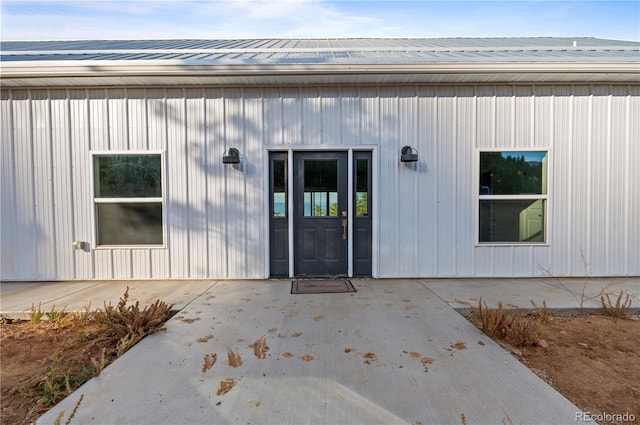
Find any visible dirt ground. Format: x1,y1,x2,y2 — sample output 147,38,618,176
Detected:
1,314,639,425
517,314,639,425
0,321,118,425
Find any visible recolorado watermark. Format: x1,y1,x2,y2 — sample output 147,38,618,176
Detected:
576,411,636,423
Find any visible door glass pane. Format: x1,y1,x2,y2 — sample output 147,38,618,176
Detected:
479,151,547,195
273,159,286,217
312,192,328,216
303,160,338,217
328,192,338,216
355,159,368,216
479,199,545,243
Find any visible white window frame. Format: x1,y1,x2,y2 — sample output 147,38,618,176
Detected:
475,148,550,246
91,150,166,249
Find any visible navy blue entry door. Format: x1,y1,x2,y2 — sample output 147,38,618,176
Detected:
294,152,349,277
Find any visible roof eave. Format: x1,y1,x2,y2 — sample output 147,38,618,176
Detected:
1,61,638,87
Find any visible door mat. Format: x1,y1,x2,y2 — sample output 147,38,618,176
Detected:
291,279,356,294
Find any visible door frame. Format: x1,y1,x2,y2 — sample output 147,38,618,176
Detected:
265,146,378,278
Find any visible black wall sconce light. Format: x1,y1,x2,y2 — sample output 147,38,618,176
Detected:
400,145,418,162
222,148,240,164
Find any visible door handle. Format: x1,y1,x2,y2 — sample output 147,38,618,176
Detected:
341,211,348,240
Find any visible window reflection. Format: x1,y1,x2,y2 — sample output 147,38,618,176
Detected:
479,199,545,243
273,159,286,217
356,159,368,216
93,154,163,246
478,150,548,244
479,151,547,195
94,155,161,198
303,160,338,217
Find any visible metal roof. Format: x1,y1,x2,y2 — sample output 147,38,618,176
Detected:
1,37,638,87
2,37,639,64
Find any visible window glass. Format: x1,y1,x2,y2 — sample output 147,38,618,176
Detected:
94,155,161,198
355,159,368,216
93,153,163,246
303,160,338,217
273,159,286,217
97,203,163,245
479,199,545,243
479,151,547,195
478,150,548,244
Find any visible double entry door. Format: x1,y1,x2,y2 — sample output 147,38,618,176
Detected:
269,151,372,277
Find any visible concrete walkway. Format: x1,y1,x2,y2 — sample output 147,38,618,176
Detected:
423,276,639,313
0,280,217,320
2,277,638,424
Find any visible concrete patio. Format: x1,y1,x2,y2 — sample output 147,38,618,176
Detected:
6,277,634,424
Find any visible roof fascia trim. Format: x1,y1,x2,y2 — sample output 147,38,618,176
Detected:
2,62,638,87
2,61,638,77
5,46,640,55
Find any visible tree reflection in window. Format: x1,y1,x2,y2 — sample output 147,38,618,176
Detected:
273,159,286,217
479,151,547,195
303,160,338,217
93,153,163,246
355,159,368,216
478,151,548,243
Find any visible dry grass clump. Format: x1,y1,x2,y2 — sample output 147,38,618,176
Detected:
33,289,172,407
504,312,540,347
529,300,549,323
95,287,173,357
3,289,173,425
600,291,632,318
469,298,540,347
30,303,68,327
470,299,508,339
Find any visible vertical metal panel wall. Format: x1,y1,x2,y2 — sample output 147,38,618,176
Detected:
1,85,638,280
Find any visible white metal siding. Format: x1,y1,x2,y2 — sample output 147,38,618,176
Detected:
1,85,638,280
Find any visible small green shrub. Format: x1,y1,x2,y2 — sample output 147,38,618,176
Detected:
47,305,66,323
30,302,45,323
39,355,72,406
39,353,100,407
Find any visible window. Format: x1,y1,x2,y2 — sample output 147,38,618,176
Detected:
93,153,164,246
355,158,369,216
303,160,338,217
478,151,548,244
272,158,287,217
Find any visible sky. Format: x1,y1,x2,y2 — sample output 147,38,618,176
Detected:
1,0,639,42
